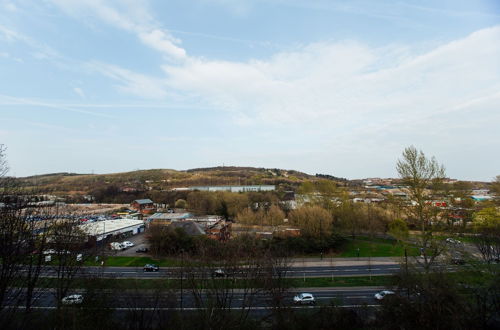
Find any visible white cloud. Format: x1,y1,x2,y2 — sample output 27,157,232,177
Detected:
50,0,187,61
138,29,186,60
160,26,500,128
88,62,169,99
73,87,86,98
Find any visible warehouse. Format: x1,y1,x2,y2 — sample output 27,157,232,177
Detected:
80,219,145,241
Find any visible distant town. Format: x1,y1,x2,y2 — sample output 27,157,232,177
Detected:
1,147,499,329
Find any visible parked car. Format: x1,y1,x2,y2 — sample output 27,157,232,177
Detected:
62,294,83,305
136,247,149,253
446,238,462,245
143,264,159,272
293,293,316,305
110,242,125,251
374,290,395,300
42,249,56,255
121,241,134,248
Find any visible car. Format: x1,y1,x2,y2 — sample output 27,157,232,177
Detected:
293,293,316,305
374,290,395,300
42,249,56,255
143,264,159,272
451,257,465,265
110,242,125,251
212,268,226,277
61,294,83,305
446,238,462,245
487,257,500,263
121,241,134,248
136,247,149,253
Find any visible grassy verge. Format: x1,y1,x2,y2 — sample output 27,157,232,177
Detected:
337,238,419,258
83,256,185,267
287,275,395,288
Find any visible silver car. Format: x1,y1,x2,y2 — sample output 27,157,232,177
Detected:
293,293,316,305
374,290,395,300
62,294,83,305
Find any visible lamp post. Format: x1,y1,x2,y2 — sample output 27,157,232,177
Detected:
180,249,184,311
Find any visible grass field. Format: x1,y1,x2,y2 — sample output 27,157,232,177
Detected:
84,256,182,267
287,275,395,288
337,237,419,258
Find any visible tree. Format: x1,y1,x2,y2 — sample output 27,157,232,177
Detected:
0,145,54,326
491,175,500,196
472,207,500,264
174,198,187,209
289,205,333,238
388,218,409,244
396,146,446,271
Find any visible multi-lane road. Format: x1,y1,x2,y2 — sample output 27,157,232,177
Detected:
5,287,385,310
20,263,401,279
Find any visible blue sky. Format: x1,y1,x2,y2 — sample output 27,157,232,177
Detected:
0,0,499,181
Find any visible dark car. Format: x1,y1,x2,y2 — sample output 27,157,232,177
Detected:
136,247,149,253
143,264,159,272
212,268,229,277
451,257,465,265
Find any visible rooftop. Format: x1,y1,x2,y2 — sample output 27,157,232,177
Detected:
80,219,144,236
133,199,153,204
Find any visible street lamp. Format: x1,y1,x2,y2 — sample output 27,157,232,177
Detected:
180,249,184,311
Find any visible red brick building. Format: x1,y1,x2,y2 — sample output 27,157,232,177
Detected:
130,199,156,215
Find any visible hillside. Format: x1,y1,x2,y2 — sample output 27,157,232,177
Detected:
17,166,342,197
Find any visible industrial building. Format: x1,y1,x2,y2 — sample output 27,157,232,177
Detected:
80,219,145,241
187,185,275,192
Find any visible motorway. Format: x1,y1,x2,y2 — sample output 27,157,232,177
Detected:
24,263,402,279
5,287,385,310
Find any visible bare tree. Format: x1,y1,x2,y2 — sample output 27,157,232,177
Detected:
47,214,91,308
0,145,54,327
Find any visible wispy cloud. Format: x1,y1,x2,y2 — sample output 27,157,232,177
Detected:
0,94,115,118
0,24,60,60
87,62,170,99
73,87,86,98
50,0,187,61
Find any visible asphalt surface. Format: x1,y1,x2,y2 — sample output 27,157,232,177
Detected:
5,287,385,310
22,263,402,279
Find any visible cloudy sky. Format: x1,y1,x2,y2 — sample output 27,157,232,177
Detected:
0,0,499,181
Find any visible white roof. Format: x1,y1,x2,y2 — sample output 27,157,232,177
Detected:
80,219,144,236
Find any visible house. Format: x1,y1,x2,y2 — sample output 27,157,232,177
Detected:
205,220,232,241
130,199,156,215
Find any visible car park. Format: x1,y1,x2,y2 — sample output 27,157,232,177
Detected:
293,293,316,305
143,264,159,272
374,290,395,300
62,294,83,305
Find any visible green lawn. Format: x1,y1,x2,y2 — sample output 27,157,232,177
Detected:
288,275,395,288
85,256,182,267
337,237,419,258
